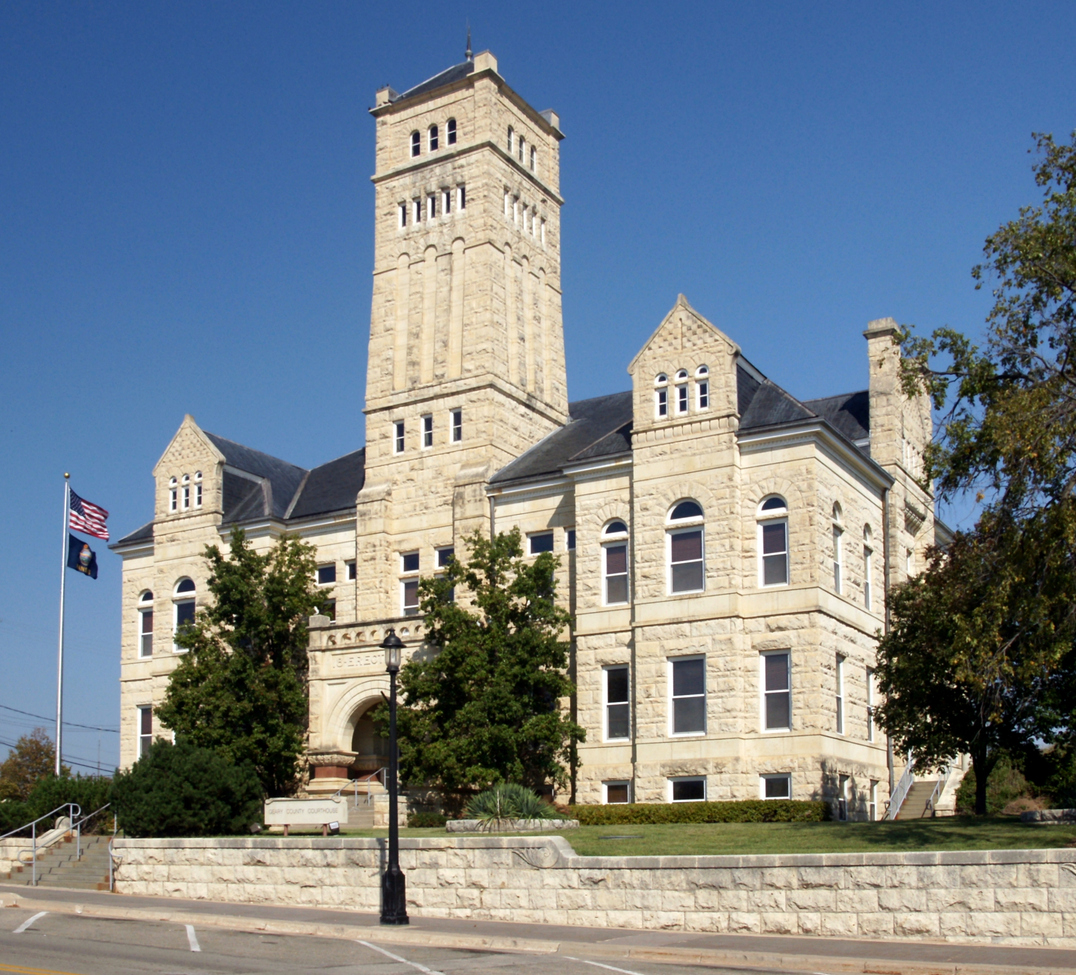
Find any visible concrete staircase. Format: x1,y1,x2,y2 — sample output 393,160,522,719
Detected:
895,780,940,819
12,835,112,890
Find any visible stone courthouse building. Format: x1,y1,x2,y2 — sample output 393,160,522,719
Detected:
112,49,943,818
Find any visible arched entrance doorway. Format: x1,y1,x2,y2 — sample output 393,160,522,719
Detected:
351,703,389,777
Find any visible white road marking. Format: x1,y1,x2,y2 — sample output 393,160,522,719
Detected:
185,923,201,952
357,939,446,974
564,958,648,975
13,911,47,934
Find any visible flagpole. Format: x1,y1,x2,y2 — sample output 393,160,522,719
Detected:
56,473,70,776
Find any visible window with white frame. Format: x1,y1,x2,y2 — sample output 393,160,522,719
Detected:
528,531,554,555
835,654,845,734
695,365,709,409
394,420,405,453
169,477,177,512
427,193,437,220
670,777,706,802
401,551,420,616
667,500,704,593
442,188,452,215
530,145,536,171
412,198,421,223
457,184,466,210
604,665,630,740
602,520,629,604
436,546,455,603
669,656,706,735
507,125,513,154
138,591,153,658
194,471,202,507
863,525,873,610
869,780,878,821
866,666,875,742
675,369,689,414
317,563,336,586
604,781,630,804
347,560,356,581
761,650,791,731
181,473,190,509
428,124,438,152
655,374,669,418
451,408,462,442
447,117,457,145
138,705,153,758
758,496,789,586
518,135,525,162
422,414,433,448
410,131,420,157
760,773,791,799
838,773,850,821
173,578,196,650
832,503,843,593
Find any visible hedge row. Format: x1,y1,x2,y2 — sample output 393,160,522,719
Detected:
565,799,829,825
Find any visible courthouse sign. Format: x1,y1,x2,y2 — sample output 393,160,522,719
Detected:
264,797,349,831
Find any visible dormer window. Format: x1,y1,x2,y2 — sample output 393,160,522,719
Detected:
410,131,420,157
447,118,457,144
428,124,439,152
181,474,190,510
194,471,202,508
168,477,177,512
696,365,709,410
655,374,669,418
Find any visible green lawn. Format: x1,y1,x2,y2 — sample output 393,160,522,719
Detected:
335,817,1076,857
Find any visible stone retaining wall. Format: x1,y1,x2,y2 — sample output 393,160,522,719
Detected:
111,836,1076,946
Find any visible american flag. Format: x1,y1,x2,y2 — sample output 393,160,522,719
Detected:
69,489,109,541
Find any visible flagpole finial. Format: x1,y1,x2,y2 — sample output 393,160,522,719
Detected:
64,472,70,479
465,26,472,61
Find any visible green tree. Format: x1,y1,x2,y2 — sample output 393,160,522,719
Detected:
155,529,322,797
387,529,585,812
878,133,1076,812
0,728,68,801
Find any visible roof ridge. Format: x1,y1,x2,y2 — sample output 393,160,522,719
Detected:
204,431,307,473
802,388,868,403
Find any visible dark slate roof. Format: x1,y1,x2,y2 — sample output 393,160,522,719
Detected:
802,390,870,446
113,520,154,546
289,448,367,520
205,432,307,521
392,60,474,103
491,392,633,485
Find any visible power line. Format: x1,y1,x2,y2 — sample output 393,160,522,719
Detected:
0,737,111,775
0,703,118,734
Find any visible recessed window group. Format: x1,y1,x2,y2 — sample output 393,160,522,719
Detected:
409,117,458,158
392,410,463,453
398,185,467,228
502,188,546,247
654,366,708,420
168,471,202,513
506,125,538,174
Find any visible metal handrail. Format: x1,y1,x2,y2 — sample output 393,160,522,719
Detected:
108,816,119,892
925,764,952,818
333,769,387,809
1,802,81,886
885,753,916,820
72,803,111,861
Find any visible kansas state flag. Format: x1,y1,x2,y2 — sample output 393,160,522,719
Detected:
67,534,98,579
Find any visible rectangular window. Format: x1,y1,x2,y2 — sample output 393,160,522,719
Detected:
864,545,873,610
676,384,688,414
697,380,709,409
422,414,433,448
605,665,630,740
604,544,628,604
174,599,195,632
866,666,875,742
513,197,519,225
195,482,202,507
401,552,419,573
182,485,190,509
669,529,704,593
451,409,462,442
656,388,668,418
761,773,791,799
138,706,152,758
399,203,407,228
833,526,843,593
320,598,336,621
761,520,788,586
906,547,914,576
529,531,554,555
394,420,405,453
762,651,791,731
504,189,510,217
317,564,336,586
412,199,421,223
605,781,630,804
835,654,845,734
458,184,466,210
437,547,454,568
838,774,850,821
869,780,878,821
139,609,153,658
566,528,576,551
427,194,437,220
540,218,546,247
402,580,419,616
347,560,356,581
442,189,452,215
670,656,706,735
670,777,706,802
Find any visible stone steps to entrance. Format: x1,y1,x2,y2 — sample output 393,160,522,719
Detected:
896,779,939,819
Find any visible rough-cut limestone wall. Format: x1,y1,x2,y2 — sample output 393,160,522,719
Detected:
111,836,1076,946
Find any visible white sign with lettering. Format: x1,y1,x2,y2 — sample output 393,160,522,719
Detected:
263,797,349,826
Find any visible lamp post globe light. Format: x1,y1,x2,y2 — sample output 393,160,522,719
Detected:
379,627,408,925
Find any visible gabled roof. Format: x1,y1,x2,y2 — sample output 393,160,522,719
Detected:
391,60,474,103
802,390,870,447
490,392,633,485
205,432,307,521
289,448,367,520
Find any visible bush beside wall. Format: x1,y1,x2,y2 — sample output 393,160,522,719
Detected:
566,799,829,825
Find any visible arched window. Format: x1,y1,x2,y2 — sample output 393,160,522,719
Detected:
507,125,514,154
181,474,190,510
138,591,154,658
758,496,789,587
675,370,689,414
173,578,196,650
667,501,704,593
696,365,709,410
832,503,843,594
654,374,669,419
530,145,536,171
863,525,874,610
428,124,439,152
518,135,525,162
168,477,177,513
410,131,420,157
602,520,629,605
194,471,203,508
447,118,457,144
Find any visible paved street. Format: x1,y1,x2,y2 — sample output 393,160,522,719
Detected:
0,908,782,975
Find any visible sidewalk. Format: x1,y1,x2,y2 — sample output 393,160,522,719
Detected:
2,881,1073,975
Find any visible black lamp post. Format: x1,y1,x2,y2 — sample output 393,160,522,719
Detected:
379,627,408,925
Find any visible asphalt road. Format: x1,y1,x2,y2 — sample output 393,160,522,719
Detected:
0,908,791,975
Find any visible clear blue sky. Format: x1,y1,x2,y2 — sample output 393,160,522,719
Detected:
2,1,1073,774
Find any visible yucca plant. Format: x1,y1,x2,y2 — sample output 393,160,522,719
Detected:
465,782,559,828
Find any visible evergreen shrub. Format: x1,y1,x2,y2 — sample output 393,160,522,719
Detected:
407,812,447,828
566,799,829,825
0,775,113,837
111,739,263,837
